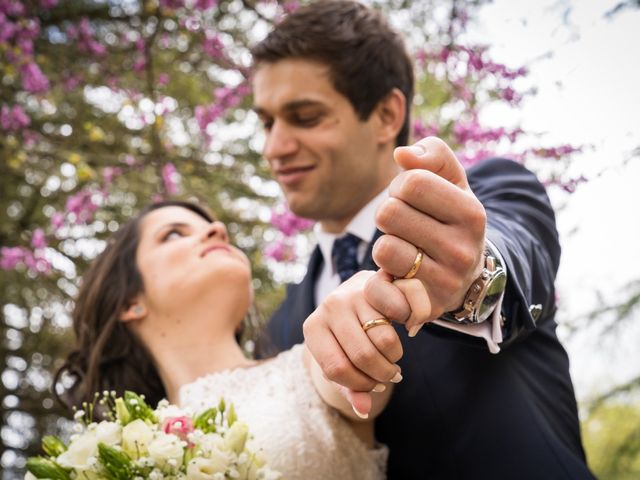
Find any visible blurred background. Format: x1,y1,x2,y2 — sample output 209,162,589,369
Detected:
1,0,638,478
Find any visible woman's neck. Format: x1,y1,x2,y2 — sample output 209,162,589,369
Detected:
138,310,254,404
153,338,253,404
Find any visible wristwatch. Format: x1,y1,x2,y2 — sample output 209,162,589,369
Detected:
440,242,507,325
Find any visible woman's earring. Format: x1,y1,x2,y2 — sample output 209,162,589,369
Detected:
133,305,144,315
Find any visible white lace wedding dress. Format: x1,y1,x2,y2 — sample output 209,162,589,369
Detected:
179,344,388,479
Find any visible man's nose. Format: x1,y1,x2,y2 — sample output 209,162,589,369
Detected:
263,119,298,162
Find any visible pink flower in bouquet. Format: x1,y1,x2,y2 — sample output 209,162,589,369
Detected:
162,416,194,443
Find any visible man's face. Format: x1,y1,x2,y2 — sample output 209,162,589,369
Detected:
252,59,395,231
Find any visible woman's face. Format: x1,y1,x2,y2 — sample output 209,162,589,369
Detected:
134,206,252,318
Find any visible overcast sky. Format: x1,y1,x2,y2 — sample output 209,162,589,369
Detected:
467,0,640,400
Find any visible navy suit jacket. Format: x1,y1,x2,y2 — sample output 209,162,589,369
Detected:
268,158,594,479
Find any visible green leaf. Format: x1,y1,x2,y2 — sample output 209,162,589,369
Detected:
26,457,71,480
42,435,67,457
114,397,131,426
194,407,218,434
123,391,156,423
97,443,133,480
227,403,237,427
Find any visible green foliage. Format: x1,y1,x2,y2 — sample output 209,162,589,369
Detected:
121,391,156,424
41,435,67,458
97,442,134,480
583,400,640,479
26,456,71,480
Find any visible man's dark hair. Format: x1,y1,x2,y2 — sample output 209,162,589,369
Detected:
251,0,414,146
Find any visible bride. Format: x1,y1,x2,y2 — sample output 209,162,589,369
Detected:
56,200,417,479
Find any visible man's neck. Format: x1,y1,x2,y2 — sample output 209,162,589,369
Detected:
318,186,390,235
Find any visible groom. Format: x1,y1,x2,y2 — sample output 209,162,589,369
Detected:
251,1,594,478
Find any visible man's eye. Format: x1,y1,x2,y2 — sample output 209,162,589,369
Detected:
260,117,273,130
295,115,320,126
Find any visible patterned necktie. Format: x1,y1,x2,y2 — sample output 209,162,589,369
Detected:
331,233,361,283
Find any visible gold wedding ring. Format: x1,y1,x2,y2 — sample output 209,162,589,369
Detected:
403,248,424,279
362,317,392,332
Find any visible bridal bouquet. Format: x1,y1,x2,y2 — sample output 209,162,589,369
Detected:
26,391,281,480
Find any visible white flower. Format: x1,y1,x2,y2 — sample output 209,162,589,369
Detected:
185,457,229,479
24,473,37,480
122,419,154,458
257,466,283,480
197,432,224,455
94,420,121,446
148,433,184,468
57,421,121,472
56,429,98,469
224,422,248,454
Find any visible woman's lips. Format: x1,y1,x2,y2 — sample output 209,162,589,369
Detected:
276,165,315,186
200,245,232,258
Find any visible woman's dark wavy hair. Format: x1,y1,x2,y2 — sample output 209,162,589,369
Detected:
54,200,214,409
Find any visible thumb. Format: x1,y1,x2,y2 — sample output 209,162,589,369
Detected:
394,136,469,189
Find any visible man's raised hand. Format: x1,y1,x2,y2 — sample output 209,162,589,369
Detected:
368,136,487,335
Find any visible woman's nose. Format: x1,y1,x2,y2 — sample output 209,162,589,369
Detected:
202,221,229,243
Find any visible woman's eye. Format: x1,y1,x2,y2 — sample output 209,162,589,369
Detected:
162,230,183,242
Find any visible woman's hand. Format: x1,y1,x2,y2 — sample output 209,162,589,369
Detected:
303,270,431,418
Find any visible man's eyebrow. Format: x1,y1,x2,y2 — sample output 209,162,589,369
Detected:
253,99,325,116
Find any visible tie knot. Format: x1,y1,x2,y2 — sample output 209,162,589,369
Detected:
331,233,361,283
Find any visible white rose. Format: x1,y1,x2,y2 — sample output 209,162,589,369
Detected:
56,429,98,469
186,456,231,479
122,419,154,457
148,433,184,468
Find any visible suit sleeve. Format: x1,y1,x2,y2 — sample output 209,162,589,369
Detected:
466,158,561,347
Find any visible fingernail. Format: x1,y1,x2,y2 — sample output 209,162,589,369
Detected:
390,371,403,383
405,144,427,157
408,324,423,338
352,404,369,419
372,383,386,393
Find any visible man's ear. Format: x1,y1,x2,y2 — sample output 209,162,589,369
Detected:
373,88,406,145
120,299,148,323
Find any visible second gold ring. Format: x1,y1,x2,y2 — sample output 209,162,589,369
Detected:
362,318,392,332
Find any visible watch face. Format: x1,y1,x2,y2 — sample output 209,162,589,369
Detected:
477,269,507,322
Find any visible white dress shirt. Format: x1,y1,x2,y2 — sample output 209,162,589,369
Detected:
312,189,504,353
